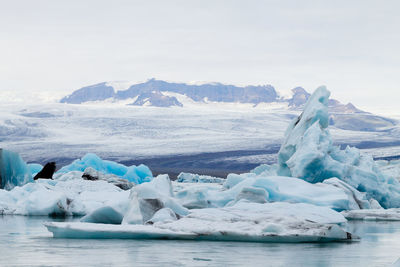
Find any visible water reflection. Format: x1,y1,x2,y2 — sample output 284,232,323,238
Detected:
1,216,400,266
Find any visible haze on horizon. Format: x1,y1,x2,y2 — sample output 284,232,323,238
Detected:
0,0,399,116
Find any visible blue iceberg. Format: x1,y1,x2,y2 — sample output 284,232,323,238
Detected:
0,149,32,190
57,153,153,184
277,87,400,208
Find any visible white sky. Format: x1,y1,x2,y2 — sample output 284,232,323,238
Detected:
0,0,399,115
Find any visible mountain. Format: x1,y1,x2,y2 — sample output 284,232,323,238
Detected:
129,91,183,107
60,79,278,106
58,79,398,131
60,83,115,104
60,79,361,114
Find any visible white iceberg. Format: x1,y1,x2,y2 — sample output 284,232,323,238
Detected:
175,174,362,211
45,202,354,242
341,209,400,221
0,171,129,216
177,172,225,184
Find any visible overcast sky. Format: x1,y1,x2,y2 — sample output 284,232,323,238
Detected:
1,0,399,115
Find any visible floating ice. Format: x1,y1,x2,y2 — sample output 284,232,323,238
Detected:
82,167,134,190
45,202,354,242
175,174,356,211
0,149,32,190
58,153,153,184
276,87,400,208
177,172,224,183
342,209,400,221
122,175,188,225
0,171,130,216
81,206,124,224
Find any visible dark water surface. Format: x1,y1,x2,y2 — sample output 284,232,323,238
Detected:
1,216,400,266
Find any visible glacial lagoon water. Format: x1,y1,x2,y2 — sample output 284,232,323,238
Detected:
1,216,400,267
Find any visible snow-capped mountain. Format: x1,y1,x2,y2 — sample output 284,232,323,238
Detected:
58,79,397,132
60,79,279,106
60,79,363,113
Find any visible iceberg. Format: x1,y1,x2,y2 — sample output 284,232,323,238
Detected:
122,175,189,224
0,171,130,216
341,209,400,221
276,86,400,208
81,206,124,224
177,172,225,183
0,149,32,190
57,153,153,184
45,202,354,242
175,174,359,211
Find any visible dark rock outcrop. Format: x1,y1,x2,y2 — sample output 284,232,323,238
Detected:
61,79,278,105
130,91,183,107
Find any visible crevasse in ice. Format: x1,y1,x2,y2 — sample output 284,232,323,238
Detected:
277,86,400,208
57,153,153,184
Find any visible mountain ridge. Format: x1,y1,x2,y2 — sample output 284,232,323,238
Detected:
60,79,362,114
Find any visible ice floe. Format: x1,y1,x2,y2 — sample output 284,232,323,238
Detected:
45,202,354,242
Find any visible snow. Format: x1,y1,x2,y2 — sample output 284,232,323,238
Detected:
0,149,32,190
45,202,353,242
58,153,153,184
0,96,397,165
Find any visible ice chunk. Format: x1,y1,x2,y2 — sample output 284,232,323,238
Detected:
251,164,278,176
81,206,124,224
0,172,130,216
323,178,370,209
0,149,32,190
122,175,188,224
146,208,178,224
82,167,134,190
277,87,400,208
57,153,153,184
342,209,400,221
378,159,400,181
45,202,354,242
28,163,43,177
177,172,225,183
176,174,356,211
234,186,268,204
